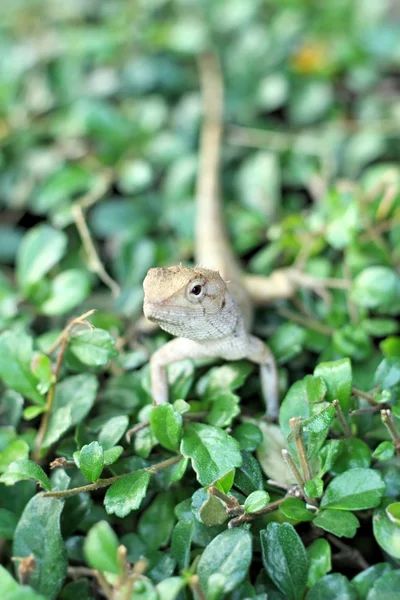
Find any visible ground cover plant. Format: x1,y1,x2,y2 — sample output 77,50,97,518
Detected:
1,0,400,598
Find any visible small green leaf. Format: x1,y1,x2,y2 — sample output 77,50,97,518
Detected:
40,270,91,316
0,331,44,404
105,470,151,518
31,353,53,394
13,496,67,598
199,362,253,398
150,404,183,451
84,521,120,574
79,442,104,482
279,497,315,522
351,267,400,315
301,404,336,434
386,502,400,526
305,375,327,404
0,459,51,490
234,450,263,494
244,490,270,513
307,538,331,587
206,391,240,428
305,478,324,499
307,574,357,600
180,423,242,486
269,323,306,364
69,328,117,366
314,509,360,538
318,440,343,477
352,564,393,600
155,577,186,600
103,446,124,466
232,423,263,451
366,571,400,600
99,416,129,449
260,522,308,600
332,439,371,474
0,439,30,472
197,528,252,596
200,494,228,526
314,358,352,411
373,501,400,559
16,225,67,291
320,468,385,510
171,520,194,570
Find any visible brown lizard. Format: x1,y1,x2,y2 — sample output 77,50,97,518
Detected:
142,52,331,419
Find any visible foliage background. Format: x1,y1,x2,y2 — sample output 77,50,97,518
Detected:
1,1,400,599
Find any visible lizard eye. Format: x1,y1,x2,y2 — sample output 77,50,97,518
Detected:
186,279,205,302
191,285,202,296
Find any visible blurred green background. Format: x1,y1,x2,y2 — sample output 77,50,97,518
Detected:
0,0,399,322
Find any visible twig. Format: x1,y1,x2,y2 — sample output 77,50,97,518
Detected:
349,406,382,416
281,450,306,498
352,386,379,407
228,496,288,528
189,575,207,600
46,309,96,356
381,409,400,455
72,203,120,297
290,417,312,481
208,486,240,510
333,400,352,437
33,310,96,461
327,534,370,571
276,307,334,336
40,454,182,498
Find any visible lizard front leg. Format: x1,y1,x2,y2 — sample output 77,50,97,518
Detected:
150,337,212,405
245,336,279,421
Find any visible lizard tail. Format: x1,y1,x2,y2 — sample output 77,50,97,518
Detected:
194,51,242,283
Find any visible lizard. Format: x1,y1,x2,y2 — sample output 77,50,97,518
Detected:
142,52,330,419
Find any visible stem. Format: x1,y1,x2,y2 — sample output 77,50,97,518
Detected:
381,409,400,454
189,575,207,600
40,454,182,498
46,309,96,356
228,496,288,528
208,486,239,510
290,417,312,481
33,310,96,461
333,400,352,437
282,450,306,496
352,386,379,406
277,307,334,336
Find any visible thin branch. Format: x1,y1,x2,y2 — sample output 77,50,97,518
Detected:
46,309,96,356
189,575,207,600
276,307,334,336
327,534,370,571
72,203,120,297
290,417,312,481
352,386,379,406
208,486,240,510
333,400,352,437
228,496,288,528
381,409,400,455
40,454,182,498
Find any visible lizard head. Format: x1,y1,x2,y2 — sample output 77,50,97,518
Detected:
143,265,238,340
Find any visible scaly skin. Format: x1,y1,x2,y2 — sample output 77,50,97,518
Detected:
142,53,281,419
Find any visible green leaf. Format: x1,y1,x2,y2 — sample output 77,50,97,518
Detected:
13,496,67,599
197,528,252,596
103,445,124,466
232,423,263,451
171,520,194,570
105,470,151,518
40,270,91,315
318,440,343,477
314,358,352,411
155,577,186,600
269,323,306,364
301,404,336,434
386,502,400,525
307,574,357,600
83,521,120,574
331,439,371,474
0,459,51,490
320,468,385,510
313,509,360,538
199,362,253,398
206,391,240,428
0,508,18,540
279,497,315,523
351,267,400,315
304,478,324,499
30,353,53,395
180,423,242,486
79,442,104,482
260,522,309,600
98,416,129,449
307,539,331,587
0,331,44,404
305,375,327,404
200,494,228,526
234,450,263,494
150,404,183,451
366,571,400,600
0,439,30,473
16,225,67,291
373,500,400,559
352,564,393,600
138,492,175,551
374,358,400,389
43,374,98,447
244,490,270,513
69,328,117,366
0,565,46,599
